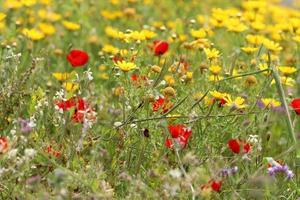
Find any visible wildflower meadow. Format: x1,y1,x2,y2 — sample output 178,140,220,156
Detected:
0,0,300,199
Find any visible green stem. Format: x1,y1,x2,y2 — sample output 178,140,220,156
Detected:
271,62,296,143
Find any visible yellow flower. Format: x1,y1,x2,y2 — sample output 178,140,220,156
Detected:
241,47,258,54
261,98,281,108
98,73,109,80
101,10,123,20
271,76,295,87
197,15,206,24
225,18,248,32
186,71,193,81
210,90,229,100
99,65,107,71
0,13,6,21
102,44,119,55
164,75,175,86
38,9,61,21
204,48,220,60
4,1,23,9
141,29,157,40
250,20,266,31
39,0,52,5
208,75,223,82
63,82,79,92
293,34,300,43
263,39,282,53
22,28,45,41
209,65,222,75
125,31,146,42
190,28,206,39
105,26,125,39
258,63,271,75
224,96,247,109
52,72,76,81
115,61,137,72
62,21,80,31
188,39,210,49
21,0,37,6
38,23,56,35
278,66,297,75
246,34,266,46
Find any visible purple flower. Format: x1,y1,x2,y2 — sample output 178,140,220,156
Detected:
19,118,36,133
286,170,294,179
267,164,294,179
219,166,238,177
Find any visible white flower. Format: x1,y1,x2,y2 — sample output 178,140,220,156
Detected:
7,149,18,159
84,68,94,81
114,121,122,127
24,148,36,159
169,169,182,178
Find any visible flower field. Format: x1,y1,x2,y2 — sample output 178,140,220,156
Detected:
0,0,300,199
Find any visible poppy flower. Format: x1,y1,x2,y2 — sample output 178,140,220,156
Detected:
165,124,192,149
55,97,96,123
228,139,251,154
290,98,300,115
201,179,222,193
67,49,89,67
0,137,8,153
153,40,169,56
55,97,77,111
152,97,173,113
131,74,148,86
46,145,61,158
210,180,222,192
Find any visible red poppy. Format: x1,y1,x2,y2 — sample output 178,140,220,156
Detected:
153,40,169,56
46,145,61,158
55,97,77,111
165,124,192,149
0,137,8,153
211,180,222,192
152,97,173,113
67,50,89,67
228,139,251,154
290,98,300,115
55,97,96,123
201,179,222,193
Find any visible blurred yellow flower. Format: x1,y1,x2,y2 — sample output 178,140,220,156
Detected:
101,10,123,20
246,34,266,46
52,72,76,81
0,13,6,21
22,28,45,41
62,21,80,31
241,47,258,54
38,9,61,21
271,76,295,87
102,44,119,55
38,23,56,35
278,66,297,75
63,82,79,92
190,28,206,39
141,29,157,40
